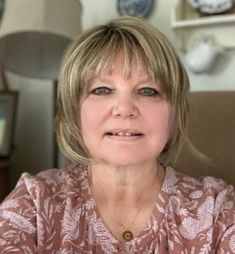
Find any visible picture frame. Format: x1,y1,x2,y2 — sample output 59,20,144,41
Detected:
0,91,18,158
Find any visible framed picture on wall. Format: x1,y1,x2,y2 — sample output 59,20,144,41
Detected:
0,91,18,158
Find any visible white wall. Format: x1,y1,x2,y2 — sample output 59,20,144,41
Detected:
5,0,235,187
6,72,54,187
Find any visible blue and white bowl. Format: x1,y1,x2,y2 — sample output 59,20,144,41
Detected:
187,0,234,14
117,0,154,17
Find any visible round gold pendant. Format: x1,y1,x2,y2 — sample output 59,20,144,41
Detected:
122,230,134,242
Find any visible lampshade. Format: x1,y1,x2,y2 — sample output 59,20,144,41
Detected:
0,0,82,79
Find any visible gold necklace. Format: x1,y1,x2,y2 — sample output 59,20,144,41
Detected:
120,166,164,242
116,204,142,242
88,164,164,243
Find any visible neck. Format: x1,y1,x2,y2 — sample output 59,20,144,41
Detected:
88,161,162,205
88,161,165,242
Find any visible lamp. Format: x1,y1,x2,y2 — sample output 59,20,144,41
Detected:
0,0,82,79
0,0,82,169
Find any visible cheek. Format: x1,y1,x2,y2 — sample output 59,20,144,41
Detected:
146,103,172,133
79,100,104,135
168,109,177,139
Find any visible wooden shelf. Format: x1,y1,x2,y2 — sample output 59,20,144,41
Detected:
171,0,235,51
0,160,10,202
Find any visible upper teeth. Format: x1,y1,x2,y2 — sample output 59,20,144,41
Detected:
114,132,135,136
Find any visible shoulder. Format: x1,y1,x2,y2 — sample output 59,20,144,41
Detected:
163,167,235,218
0,165,89,251
164,166,234,204
1,164,88,207
21,164,85,186
162,167,235,247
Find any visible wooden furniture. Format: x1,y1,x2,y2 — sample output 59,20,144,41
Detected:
174,91,235,186
0,160,10,202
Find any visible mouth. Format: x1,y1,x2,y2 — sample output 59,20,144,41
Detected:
105,130,144,139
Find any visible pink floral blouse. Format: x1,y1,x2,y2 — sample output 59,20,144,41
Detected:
0,165,235,253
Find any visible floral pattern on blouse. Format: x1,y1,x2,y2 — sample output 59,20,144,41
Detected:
0,165,235,253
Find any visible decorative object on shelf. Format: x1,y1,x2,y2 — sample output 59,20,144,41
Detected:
187,0,235,15
185,41,222,73
0,91,18,158
184,35,223,74
117,0,154,17
171,0,235,52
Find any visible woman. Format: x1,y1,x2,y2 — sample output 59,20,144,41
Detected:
0,16,235,253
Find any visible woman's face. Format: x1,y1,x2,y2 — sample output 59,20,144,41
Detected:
79,55,172,167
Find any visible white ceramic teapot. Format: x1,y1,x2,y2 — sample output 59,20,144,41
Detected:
185,41,223,73
187,0,234,14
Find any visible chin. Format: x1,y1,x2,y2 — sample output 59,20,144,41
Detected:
98,154,155,167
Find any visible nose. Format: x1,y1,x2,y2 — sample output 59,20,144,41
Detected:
112,94,138,118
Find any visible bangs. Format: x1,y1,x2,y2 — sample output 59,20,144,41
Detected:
78,29,156,91
67,20,188,106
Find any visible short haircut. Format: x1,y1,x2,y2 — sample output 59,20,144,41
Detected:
55,16,190,165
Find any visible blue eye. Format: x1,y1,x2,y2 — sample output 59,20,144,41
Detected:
90,87,113,95
138,87,159,96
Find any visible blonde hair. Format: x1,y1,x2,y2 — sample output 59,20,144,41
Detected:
55,16,190,165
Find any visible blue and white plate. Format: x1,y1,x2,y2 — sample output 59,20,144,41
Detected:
117,0,154,17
